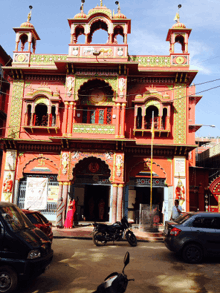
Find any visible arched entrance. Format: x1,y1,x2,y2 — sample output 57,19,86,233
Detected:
72,157,111,221
126,160,167,224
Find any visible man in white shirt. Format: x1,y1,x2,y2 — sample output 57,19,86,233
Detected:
171,199,182,221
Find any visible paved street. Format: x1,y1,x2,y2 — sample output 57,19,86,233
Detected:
17,239,220,293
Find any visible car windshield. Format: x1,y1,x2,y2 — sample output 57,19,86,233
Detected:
26,213,42,224
38,213,49,224
175,213,194,224
0,205,34,232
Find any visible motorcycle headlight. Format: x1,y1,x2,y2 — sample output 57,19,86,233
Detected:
27,250,41,259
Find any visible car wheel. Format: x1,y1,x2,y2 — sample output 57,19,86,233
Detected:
182,244,203,264
0,266,17,293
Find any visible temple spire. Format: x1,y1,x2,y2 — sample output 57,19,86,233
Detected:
174,4,182,23
100,0,103,6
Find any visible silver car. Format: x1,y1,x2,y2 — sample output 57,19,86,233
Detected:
163,212,220,263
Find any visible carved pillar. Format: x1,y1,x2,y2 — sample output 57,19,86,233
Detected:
85,34,89,44
68,102,74,136
62,182,69,227
117,184,124,221
63,102,69,136
142,106,145,129
115,103,120,138
56,182,64,228
112,184,118,223
120,103,126,138
73,103,76,124
15,42,19,51
124,34,127,44
28,42,31,51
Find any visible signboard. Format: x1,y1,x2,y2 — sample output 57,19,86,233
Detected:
24,177,48,210
47,185,59,202
174,157,186,177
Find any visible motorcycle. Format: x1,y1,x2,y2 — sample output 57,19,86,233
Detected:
93,251,134,293
93,216,137,247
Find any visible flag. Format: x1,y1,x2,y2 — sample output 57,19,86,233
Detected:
174,12,180,22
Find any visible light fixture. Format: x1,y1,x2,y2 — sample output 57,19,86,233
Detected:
93,51,101,56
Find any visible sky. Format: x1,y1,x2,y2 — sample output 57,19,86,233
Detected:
0,0,219,138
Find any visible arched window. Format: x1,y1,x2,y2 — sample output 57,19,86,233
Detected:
136,107,142,129
51,106,56,126
162,108,167,130
175,35,185,53
34,103,48,126
88,20,108,44
20,34,28,51
78,79,113,125
145,106,159,129
27,105,32,126
113,26,124,44
75,26,85,44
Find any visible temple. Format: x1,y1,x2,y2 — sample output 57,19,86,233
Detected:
1,2,200,225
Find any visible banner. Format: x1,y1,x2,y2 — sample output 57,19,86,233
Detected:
24,177,48,210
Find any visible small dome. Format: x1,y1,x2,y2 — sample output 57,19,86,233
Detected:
172,22,186,29
74,11,87,19
113,12,126,19
20,21,34,28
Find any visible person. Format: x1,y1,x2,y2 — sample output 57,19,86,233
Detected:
170,199,182,221
3,173,13,193
64,199,76,229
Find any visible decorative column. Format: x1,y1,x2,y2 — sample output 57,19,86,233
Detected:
120,103,126,138
73,102,77,124
112,184,118,223
142,106,145,129
117,184,124,221
62,182,69,226
63,102,69,136
115,103,120,138
56,182,64,228
13,179,20,205
67,102,74,136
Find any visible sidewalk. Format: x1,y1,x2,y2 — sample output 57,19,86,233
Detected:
52,223,164,242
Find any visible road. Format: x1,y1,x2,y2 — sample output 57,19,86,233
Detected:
17,239,220,293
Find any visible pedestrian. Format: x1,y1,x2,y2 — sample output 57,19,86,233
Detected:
64,198,76,229
170,199,182,221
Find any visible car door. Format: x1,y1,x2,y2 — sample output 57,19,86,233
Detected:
210,217,220,254
191,216,218,254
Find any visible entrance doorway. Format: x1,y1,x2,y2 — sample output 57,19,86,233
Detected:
133,187,164,223
84,185,110,221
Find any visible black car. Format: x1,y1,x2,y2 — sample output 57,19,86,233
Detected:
164,212,220,263
0,202,53,292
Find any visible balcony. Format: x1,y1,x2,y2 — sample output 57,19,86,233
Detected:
23,113,60,133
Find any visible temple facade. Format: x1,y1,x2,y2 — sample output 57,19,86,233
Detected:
1,2,200,225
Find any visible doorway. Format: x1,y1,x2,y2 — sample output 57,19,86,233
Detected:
134,187,164,223
84,185,110,221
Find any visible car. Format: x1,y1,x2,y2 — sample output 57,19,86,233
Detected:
22,209,53,242
163,212,220,263
0,202,53,293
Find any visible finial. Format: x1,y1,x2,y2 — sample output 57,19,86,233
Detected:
100,0,103,6
174,4,182,23
115,1,121,13
27,5,33,22
80,0,85,12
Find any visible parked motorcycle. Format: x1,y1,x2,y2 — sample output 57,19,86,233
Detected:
93,251,134,293
93,216,137,247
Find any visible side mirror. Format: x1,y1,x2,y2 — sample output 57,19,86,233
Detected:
122,252,130,274
124,251,130,267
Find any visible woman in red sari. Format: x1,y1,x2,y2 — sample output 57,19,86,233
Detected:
64,199,76,229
